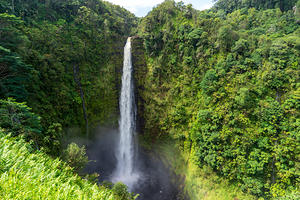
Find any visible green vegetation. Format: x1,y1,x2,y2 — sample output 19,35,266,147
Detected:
147,137,256,200
63,142,89,173
0,99,136,199
0,98,42,145
0,1,138,198
111,182,139,200
0,0,138,131
213,0,298,13
0,132,116,200
136,0,300,199
0,0,299,199
0,98,64,155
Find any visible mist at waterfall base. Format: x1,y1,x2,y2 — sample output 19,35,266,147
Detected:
84,127,181,200
84,38,181,199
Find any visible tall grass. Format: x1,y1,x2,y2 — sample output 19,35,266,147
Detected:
0,132,115,200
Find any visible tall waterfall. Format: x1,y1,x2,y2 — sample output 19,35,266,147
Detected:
112,37,139,189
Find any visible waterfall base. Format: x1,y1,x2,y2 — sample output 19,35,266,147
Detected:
111,171,140,190
83,127,182,200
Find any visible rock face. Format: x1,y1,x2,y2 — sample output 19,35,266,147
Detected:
131,36,147,135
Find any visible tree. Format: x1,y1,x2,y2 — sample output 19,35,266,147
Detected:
0,98,42,146
0,46,31,101
0,13,24,50
112,182,138,200
213,0,298,13
63,142,88,172
217,25,238,51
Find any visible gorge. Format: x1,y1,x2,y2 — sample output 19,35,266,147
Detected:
111,37,139,189
84,37,182,199
0,0,299,200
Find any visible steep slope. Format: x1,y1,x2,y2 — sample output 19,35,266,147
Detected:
0,132,115,200
0,0,138,130
213,0,298,13
136,0,299,199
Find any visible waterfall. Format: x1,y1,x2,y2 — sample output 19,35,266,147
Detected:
112,37,139,189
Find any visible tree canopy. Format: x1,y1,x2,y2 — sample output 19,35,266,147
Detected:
137,0,300,198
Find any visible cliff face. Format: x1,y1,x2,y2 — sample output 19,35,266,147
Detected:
131,37,147,135
132,0,300,198
0,0,138,131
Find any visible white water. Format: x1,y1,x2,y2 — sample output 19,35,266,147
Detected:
112,37,139,189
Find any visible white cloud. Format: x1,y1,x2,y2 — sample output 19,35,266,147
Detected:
105,0,163,8
178,0,214,11
105,0,214,17
200,3,214,10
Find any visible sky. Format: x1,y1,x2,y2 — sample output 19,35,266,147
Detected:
105,0,215,17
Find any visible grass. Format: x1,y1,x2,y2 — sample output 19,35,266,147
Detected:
0,132,115,200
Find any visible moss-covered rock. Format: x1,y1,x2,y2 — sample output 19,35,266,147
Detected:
132,36,147,134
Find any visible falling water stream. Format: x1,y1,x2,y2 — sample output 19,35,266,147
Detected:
84,37,182,200
111,37,140,189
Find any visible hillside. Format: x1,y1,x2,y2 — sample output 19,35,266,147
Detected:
0,132,116,200
0,0,138,131
0,0,299,199
0,1,138,198
136,0,300,199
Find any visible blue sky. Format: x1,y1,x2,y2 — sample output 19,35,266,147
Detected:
105,0,215,17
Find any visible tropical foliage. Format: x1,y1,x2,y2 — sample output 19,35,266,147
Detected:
0,0,138,130
0,132,116,200
137,0,300,198
0,1,138,198
0,0,299,199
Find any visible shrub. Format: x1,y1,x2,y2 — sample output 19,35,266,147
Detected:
112,182,138,200
63,142,89,172
0,98,42,146
0,133,115,199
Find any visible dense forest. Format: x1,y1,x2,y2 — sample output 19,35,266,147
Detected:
0,0,137,132
0,0,138,199
0,0,299,199
136,0,299,199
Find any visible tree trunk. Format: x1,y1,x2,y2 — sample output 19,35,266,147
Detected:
73,64,89,137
